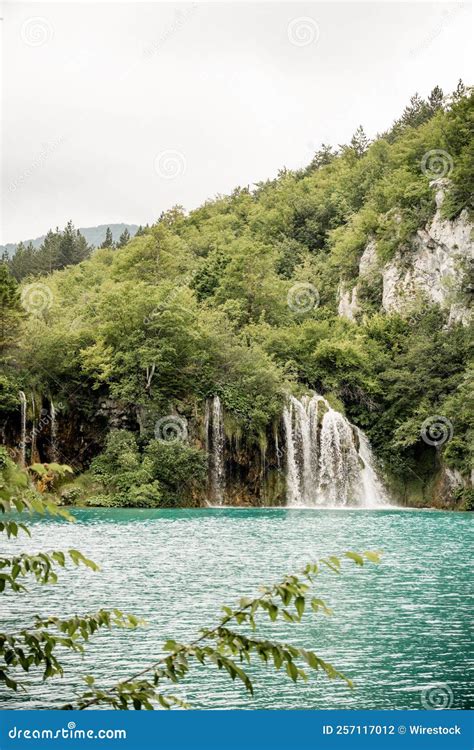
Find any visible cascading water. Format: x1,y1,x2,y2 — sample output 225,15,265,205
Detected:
283,394,386,507
355,427,388,509
204,399,210,455
50,399,58,461
19,391,27,467
205,396,225,504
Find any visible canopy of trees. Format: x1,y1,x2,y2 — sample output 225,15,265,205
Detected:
2,84,473,501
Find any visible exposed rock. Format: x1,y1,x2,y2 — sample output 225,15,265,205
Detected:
337,284,359,321
358,239,379,276
381,183,473,322
429,464,470,509
339,181,473,325
97,399,134,429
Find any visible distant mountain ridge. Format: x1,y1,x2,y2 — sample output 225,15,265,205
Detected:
1,223,139,257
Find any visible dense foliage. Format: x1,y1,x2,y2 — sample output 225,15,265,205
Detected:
85,430,206,507
1,84,473,504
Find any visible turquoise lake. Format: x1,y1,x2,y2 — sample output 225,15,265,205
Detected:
1,508,472,710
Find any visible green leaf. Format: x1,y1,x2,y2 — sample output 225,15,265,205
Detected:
344,551,364,566
363,550,381,563
295,596,305,618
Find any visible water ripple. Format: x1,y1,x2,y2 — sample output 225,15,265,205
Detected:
1,508,472,710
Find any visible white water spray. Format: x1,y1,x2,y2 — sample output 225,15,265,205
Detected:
206,396,225,504
283,394,387,507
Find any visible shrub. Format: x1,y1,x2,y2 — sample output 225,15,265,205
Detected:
144,440,207,503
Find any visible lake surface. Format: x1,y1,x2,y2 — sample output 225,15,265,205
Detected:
1,508,472,710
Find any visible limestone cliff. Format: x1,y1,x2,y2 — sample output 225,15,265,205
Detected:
337,179,473,508
338,180,473,326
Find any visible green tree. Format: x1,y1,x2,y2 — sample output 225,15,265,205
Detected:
0,264,24,354
117,228,131,247
428,85,444,113
56,221,90,267
0,265,25,414
100,226,114,249
349,126,370,158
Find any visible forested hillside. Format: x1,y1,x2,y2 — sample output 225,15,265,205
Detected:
2,223,142,280
1,83,473,509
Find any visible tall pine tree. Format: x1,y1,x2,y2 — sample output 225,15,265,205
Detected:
100,227,114,249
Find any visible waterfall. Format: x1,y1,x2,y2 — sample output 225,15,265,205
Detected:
50,399,58,461
282,400,302,504
206,396,225,504
204,399,210,456
355,428,388,509
283,393,386,507
19,391,27,467
275,432,281,469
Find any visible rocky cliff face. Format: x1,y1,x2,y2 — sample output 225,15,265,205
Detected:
337,180,473,508
381,183,473,323
338,180,473,326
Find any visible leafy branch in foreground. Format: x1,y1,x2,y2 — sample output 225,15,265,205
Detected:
1,610,141,690
71,550,381,710
0,447,142,693
0,452,98,594
1,447,381,710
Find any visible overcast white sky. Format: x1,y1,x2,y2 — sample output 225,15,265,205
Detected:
1,1,472,243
